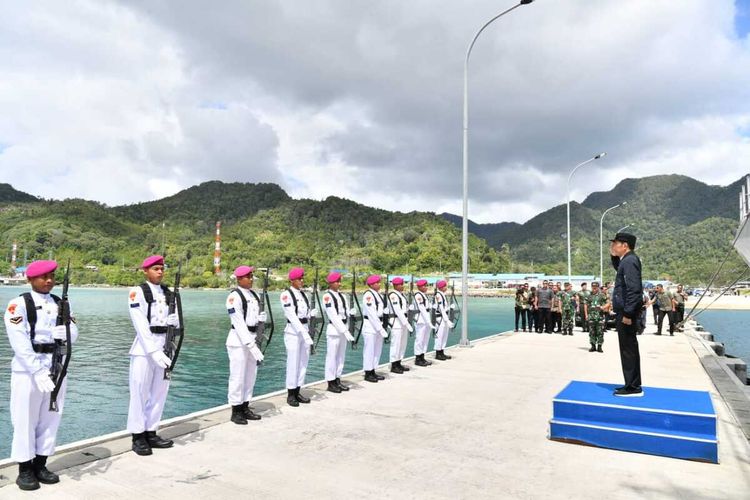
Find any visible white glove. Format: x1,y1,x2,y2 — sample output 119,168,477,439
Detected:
34,370,55,393
408,304,417,311
447,321,455,329
166,313,179,327
310,308,319,318
258,312,267,323
348,308,357,316
302,332,314,346
450,304,457,310
407,323,414,333
249,344,265,362
344,330,355,342
379,329,388,339
150,351,171,369
52,325,68,340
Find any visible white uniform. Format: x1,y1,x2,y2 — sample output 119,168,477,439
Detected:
388,290,411,362
126,283,173,434
323,290,354,381
280,287,313,390
226,287,263,406
362,288,387,371
413,291,434,356
4,291,79,462
434,290,454,350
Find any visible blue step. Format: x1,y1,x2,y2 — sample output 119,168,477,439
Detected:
549,381,718,463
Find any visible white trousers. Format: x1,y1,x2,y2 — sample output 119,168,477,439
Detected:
10,372,66,462
435,321,450,350
127,354,171,433
414,323,431,355
284,330,310,389
362,331,384,371
324,326,348,381
227,345,259,406
389,326,408,362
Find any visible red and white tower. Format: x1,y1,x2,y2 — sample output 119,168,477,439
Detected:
213,221,222,275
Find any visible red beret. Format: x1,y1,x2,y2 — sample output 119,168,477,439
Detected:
416,279,428,287
288,267,305,280
391,276,404,285
366,274,381,286
141,255,164,269
26,260,57,278
326,271,342,284
233,265,255,278
437,279,448,289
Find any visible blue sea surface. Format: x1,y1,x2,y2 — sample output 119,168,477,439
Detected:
695,310,750,365
0,286,515,459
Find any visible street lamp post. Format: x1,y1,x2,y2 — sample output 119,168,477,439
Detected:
460,0,535,348
600,202,627,282
566,152,606,282
617,224,633,233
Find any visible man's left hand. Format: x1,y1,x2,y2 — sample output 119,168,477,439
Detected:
622,317,632,325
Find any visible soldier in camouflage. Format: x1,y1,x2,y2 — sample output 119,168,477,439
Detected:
585,281,610,353
561,282,576,336
576,282,591,332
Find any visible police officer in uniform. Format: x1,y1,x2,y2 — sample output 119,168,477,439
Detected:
362,275,388,382
127,255,179,456
322,272,355,393
4,260,79,490
280,267,317,407
413,279,436,366
225,265,265,424
388,276,414,373
433,280,455,360
585,282,610,352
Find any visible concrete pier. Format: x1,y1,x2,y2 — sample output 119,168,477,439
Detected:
1,322,749,499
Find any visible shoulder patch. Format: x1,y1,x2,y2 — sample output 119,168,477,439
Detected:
229,296,235,305
9,316,22,324
324,295,331,303
130,303,140,308
416,295,424,304
228,308,236,314
365,295,373,305
129,290,137,302
282,293,290,303
7,303,17,315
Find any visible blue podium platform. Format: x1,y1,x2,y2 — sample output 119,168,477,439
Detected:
549,381,718,463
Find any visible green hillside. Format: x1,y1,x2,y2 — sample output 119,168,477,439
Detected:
0,182,507,287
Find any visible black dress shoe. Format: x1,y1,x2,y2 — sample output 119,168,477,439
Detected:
435,351,448,361
614,387,643,397
335,378,350,391
231,405,248,425
295,387,311,403
390,362,404,374
327,380,342,393
241,402,261,420
364,370,379,383
132,433,153,456
374,372,386,380
399,362,410,372
145,431,174,448
441,351,452,360
32,456,59,484
415,355,429,367
16,462,39,491
287,388,299,407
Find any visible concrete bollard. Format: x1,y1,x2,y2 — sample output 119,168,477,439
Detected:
723,358,748,386
707,342,726,357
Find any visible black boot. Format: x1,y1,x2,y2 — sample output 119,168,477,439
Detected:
287,388,299,407
415,354,429,367
131,433,152,456
589,344,596,352
327,380,342,393
442,350,452,360
231,405,248,425
390,362,404,374
435,350,448,361
16,461,39,491
145,430,173,448
241,401,261,420
597,344,603,353
295,387,311,404
399,361,411,372
374,371,386,380
364,370,379,383
335,378,350,391
31,455,59,485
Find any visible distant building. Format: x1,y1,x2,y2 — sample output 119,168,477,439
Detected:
84,265,99,272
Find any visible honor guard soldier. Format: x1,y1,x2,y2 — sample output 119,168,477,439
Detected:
4,260,79,491
413,279,435,367
561,283,576,336
585,281,610,353
322,272,355,393
433,280,455,360
388,277,413,373
280,267,317,407
225,265,265,424
127,255,179,456
362,274,388,383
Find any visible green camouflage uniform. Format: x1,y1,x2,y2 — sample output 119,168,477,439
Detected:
561,291,576,334
587,291,609,346
577,289,591,330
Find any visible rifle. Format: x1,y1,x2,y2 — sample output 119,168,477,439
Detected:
406,275,417,336
431,286,441,338
256,268,275,360
350,269,364,350
382,275,394,344
163,261,184,380
49,258,71,412
449,280,461,331
309,269,324,355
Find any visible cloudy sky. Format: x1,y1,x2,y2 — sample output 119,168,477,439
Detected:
1,0,749,223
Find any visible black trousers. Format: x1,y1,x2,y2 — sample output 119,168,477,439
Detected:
552,311,562,332
580,309,588,331
617,314,642,390
652,305,659,325
527,309,536,331
539,308,552,332
514,306,527,330
657,309,675,335
675,304,685,326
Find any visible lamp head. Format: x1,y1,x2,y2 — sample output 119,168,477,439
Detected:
594,152,607,160
521,0,534,4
